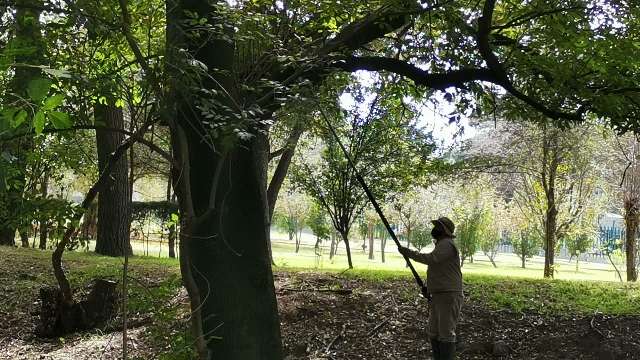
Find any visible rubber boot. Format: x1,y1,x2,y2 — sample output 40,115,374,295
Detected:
430,338,440,359
439,341,456,360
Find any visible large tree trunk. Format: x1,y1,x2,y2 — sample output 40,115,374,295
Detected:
94,105,132,257
176,125,283,359
167,1,283,357
624,201,639,282
0,0,44,246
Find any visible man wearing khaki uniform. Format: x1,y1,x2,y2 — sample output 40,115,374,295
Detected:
399,217,463,360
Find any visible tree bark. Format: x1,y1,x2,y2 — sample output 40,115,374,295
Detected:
20,228,30,248
543,204,558,278
542,126,559,279
624,201,639,282
94,104,132,257
177,125,283,358
167,175,176,259
381,232,386,263
330,232,336,259
368,223,374,260
340,231,354,269
39,175,49,250
166,1,283,356
267,122,305,220
0,0,44,246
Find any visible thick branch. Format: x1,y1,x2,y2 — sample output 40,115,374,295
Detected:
477,0,582,121
267,122,305,219
337,56,495,90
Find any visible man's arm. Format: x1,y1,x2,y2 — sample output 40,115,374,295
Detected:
398,241,454,266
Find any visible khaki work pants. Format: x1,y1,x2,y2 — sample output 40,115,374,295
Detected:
428,292,463,342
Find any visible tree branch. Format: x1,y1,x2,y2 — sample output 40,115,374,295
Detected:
336,56,495,90
0,125,173,163
476,0,583,122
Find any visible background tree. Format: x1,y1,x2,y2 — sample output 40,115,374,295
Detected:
306,202,331,250
512,226,541,269
293,83,433,269
490,120,603,278
619,137,640,281
0,0,46,245
273,190,309,253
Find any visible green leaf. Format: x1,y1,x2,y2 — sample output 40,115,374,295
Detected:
33,111,45,134
41,67,72,78
1,108,19,125
49,111,71,129
27,78,52,102
13,110,28,128
43,94,64,111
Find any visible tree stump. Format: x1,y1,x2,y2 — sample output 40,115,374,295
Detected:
37,279,118,337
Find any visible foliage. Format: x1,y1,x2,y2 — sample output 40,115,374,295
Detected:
130,201,179,222
511,227,542,268
274,190,309,247
453,181,501,266
306,202,331,243
410,224,432,252
293,81,434,267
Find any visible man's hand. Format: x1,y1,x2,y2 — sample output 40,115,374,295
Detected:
398,246,412,258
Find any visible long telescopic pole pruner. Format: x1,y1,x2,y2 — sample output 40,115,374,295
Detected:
317,105,429,299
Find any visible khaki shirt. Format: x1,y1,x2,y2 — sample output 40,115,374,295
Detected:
405,237,462,294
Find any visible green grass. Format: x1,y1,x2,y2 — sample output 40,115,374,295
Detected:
270,238,627,283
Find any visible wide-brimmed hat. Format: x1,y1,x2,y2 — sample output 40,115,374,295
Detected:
431,217,456,238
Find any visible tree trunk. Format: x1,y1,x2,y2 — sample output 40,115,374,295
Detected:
166,175,176,258
487,253,497,268
0,229,15,246
624,202,639,282
368,223,374,260
176,125,283,358
381,234,386,263
0,0,44,246
543,205,558,278
94,105,132,257
167,1,283,354
341,231,354,269
20,227,30,248
267,123,304,264
329,233,336,259
39,175,49,250
168,225,176,258
521,255,525,269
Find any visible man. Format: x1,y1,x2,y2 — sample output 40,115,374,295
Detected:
398,216,462,360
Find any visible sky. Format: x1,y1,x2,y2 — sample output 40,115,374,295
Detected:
339,71,478,154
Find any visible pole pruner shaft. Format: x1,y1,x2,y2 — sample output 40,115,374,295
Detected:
317,106,429,299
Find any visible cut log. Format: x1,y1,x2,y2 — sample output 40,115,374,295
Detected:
37,279,118,337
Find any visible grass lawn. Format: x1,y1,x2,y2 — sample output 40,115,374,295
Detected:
270,235,627,283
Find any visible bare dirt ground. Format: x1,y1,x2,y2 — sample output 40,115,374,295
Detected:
277,272,640,360
1,248,639,359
